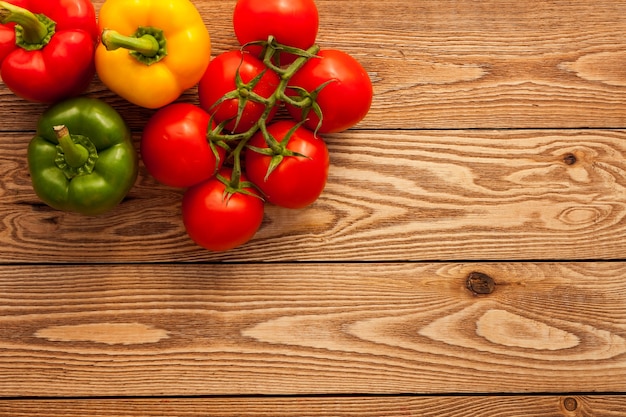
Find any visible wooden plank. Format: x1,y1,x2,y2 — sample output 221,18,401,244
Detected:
1,263,625,396
0,395,624,417
4,0,626,130
2,130,626,262
2,0,625,412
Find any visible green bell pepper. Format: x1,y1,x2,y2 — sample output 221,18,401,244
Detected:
27,97,138,216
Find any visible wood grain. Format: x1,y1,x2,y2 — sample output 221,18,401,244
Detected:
1,263,625,396
2,130,626,262
1,396,624,417
4,0,626,130
1,0,626,413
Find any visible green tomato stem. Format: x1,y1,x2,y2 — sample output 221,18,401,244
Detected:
279,93,311,108
229,138,249,189
209,41,321,191
0,1,51,45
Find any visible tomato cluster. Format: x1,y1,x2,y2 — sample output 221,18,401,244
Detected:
141,0,373,252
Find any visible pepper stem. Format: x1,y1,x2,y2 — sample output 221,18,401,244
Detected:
101,29,158,57
101,27,167,65
54,125,89,168
0,1,53,45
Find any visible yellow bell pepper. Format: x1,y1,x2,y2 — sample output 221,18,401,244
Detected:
95,0,211,109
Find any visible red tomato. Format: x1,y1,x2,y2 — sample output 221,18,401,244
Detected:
245,120,329,209
141,103,225,188
286,49,373,134
198,50,280,133
233,0,319,65
182,168,265,251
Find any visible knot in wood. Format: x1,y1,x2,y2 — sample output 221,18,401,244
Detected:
563,153,577,165
563,397,578,412
466,272,496,295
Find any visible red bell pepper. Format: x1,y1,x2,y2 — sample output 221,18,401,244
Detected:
0,0,98,102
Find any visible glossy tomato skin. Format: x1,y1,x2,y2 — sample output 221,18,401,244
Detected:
141,103,225,188
286,49,373,134
245,120,330,209
198,50,280,133
233,0,319,65
182,168,265,251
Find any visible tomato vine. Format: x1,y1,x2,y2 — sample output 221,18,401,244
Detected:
205,39,322,193
142,0,373,251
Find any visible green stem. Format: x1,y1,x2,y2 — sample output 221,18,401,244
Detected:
54,125,89,168
101,29,159,57
280,93,311,108
208,41,322,190
0,1,50,45
274,44,320,86
229,138,249,189
258,119,282,154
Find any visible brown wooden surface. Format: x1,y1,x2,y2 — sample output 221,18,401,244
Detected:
2,262,626,397
4,129,626,262
0,396,623,417
1,0,626,415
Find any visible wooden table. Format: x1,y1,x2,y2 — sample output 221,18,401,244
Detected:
1,0,626,415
